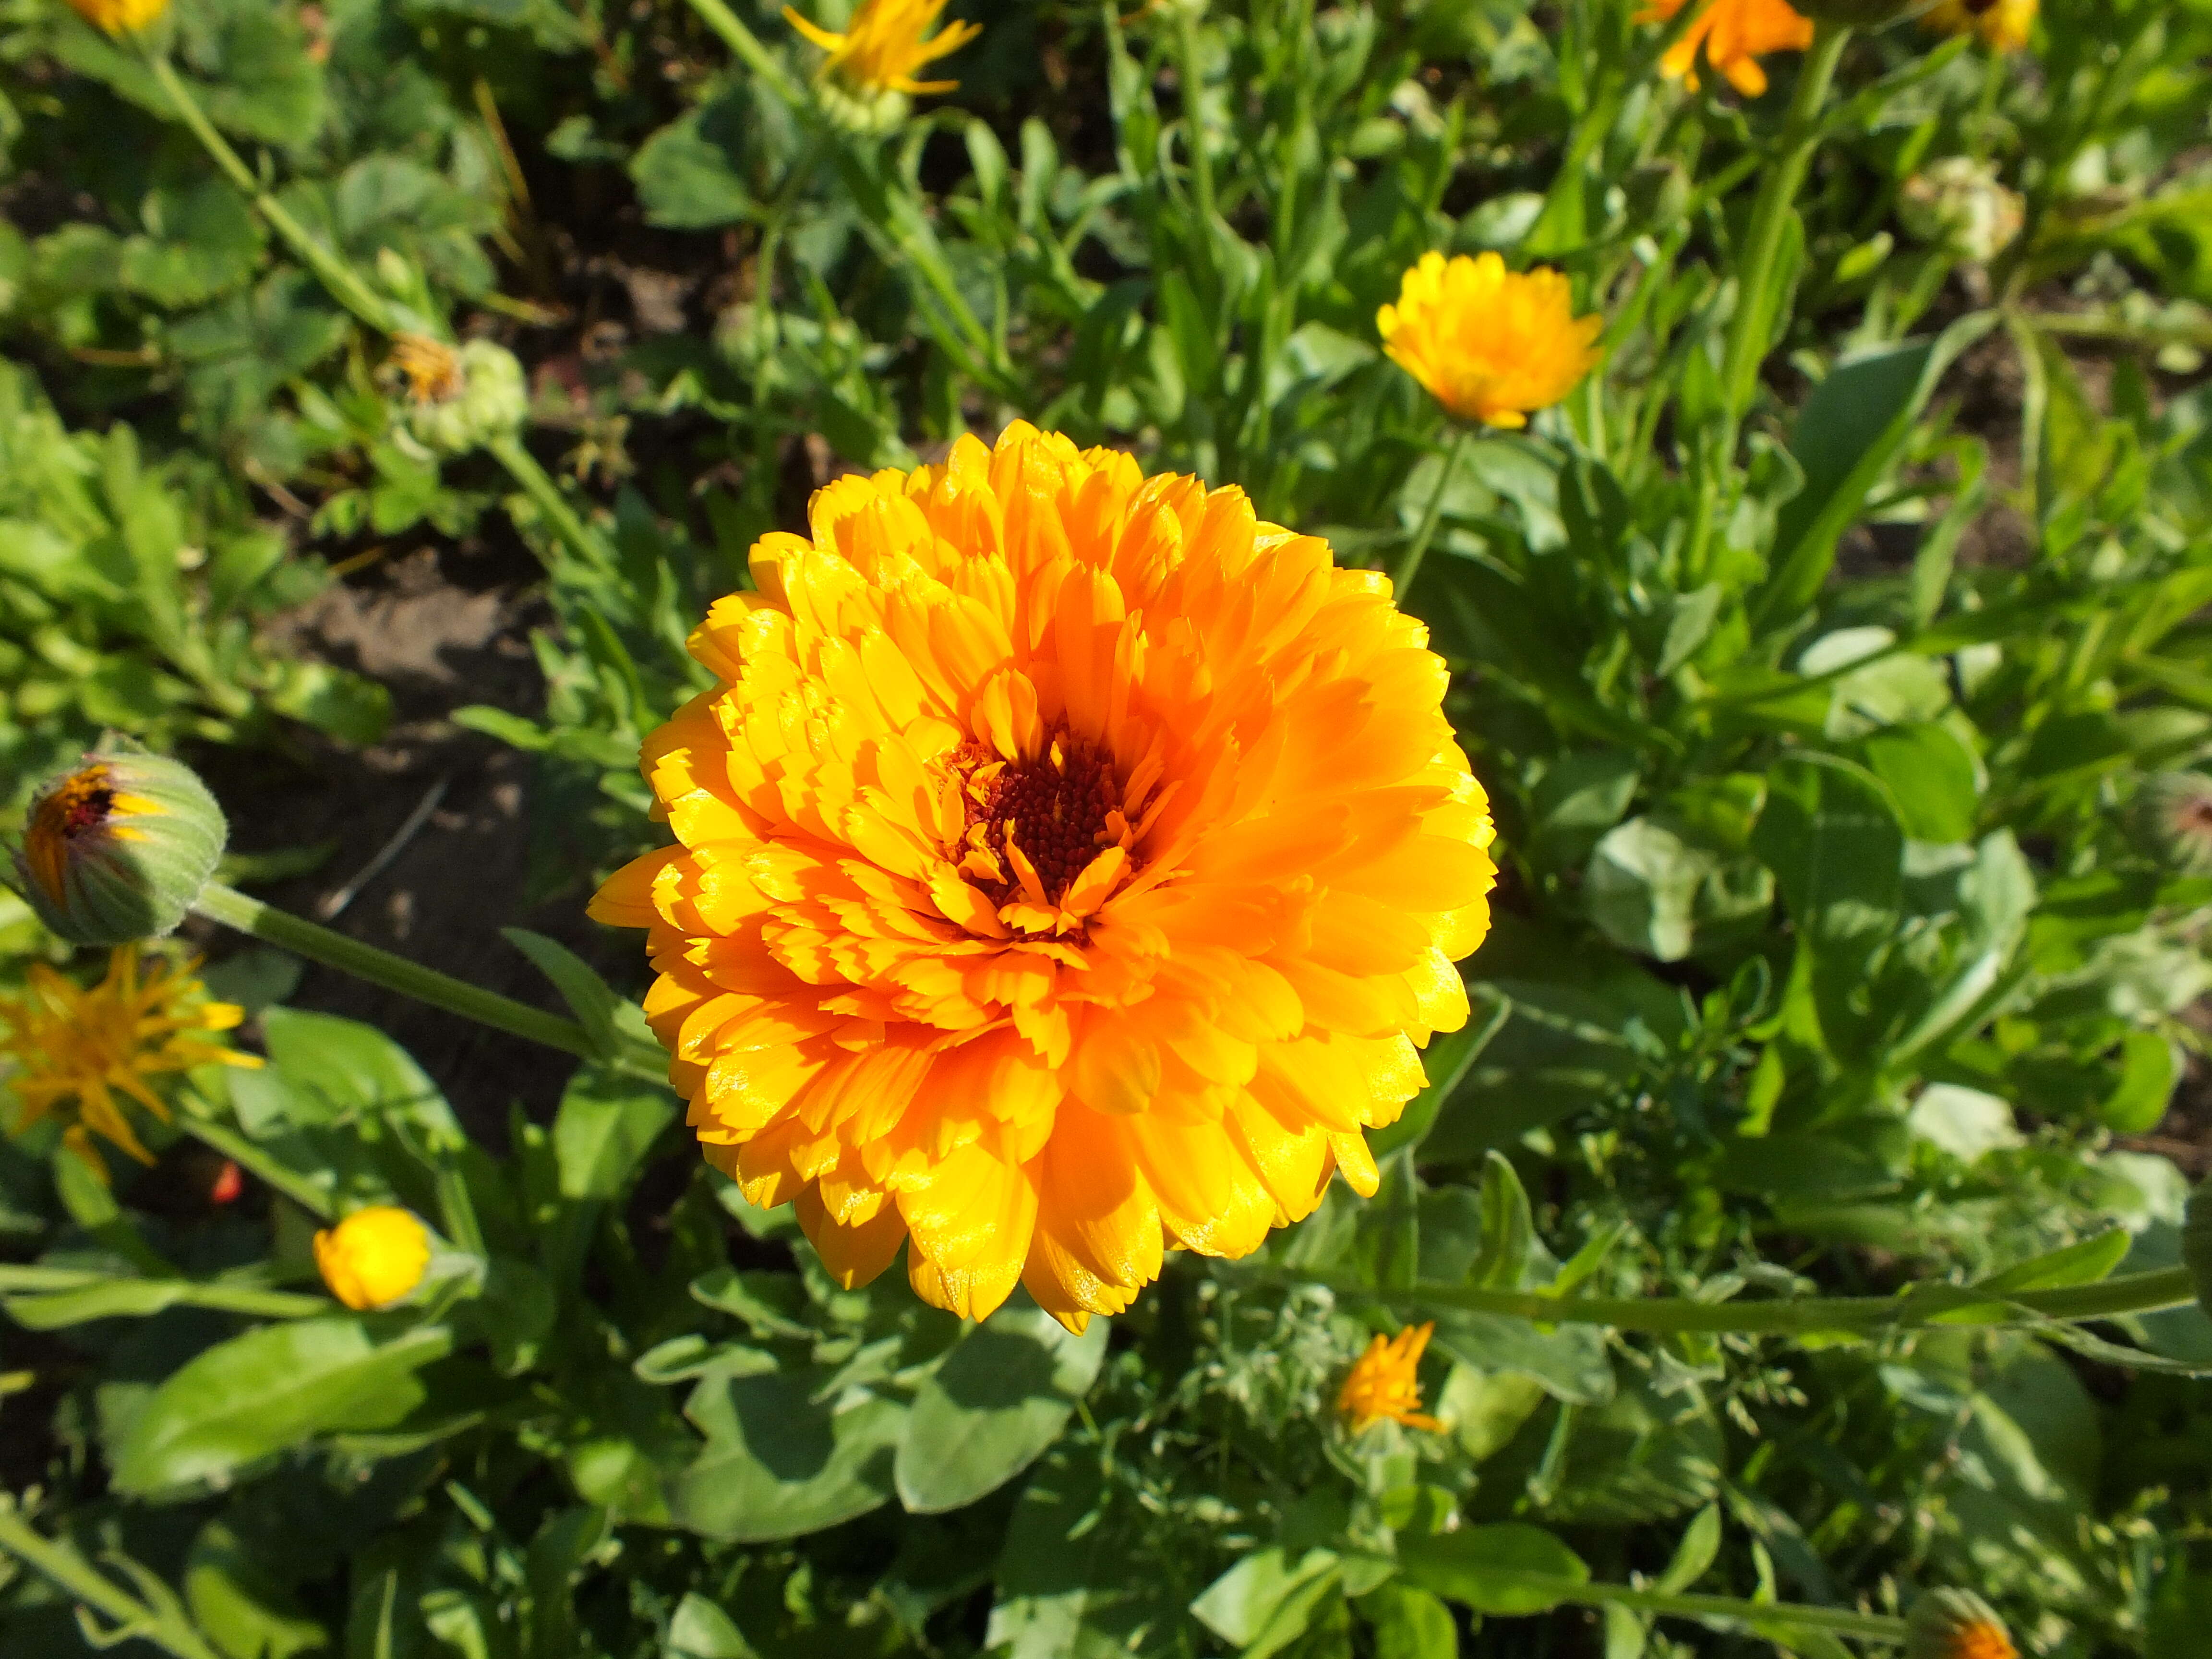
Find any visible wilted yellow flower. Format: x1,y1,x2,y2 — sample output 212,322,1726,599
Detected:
783,0,982,95
65,0,167,32
1642,0,1815,97
0,946,258,1176
1378,251,1602,429
1338,1323,1444,1433
390,334,463,404
314,1206,433,1310
1921,0,2034,53
591,423,1496,1330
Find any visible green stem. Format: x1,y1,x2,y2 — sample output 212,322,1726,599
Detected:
1559,1579,1906,1642
485,432,619,576
0,1504,224,1659
190,882,591,1059
175,1103,336,1220
1267,1264,2195,1337
1391,426,1471,601
1173,4,1218,287
146,55,392,334
681,0,805,104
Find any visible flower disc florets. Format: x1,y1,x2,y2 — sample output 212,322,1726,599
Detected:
593,424,1497,1328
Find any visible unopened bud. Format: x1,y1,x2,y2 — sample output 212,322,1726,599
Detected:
314,1206,433,1311
2130,771,2212,875
14,749,226,946
1904,1589,2017,1659
1899,158,2024,263
394,336,528,456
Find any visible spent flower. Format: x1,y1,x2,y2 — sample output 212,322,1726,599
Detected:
1642,0,1815,97
1923,0,2035,52
1899,158,2025,262
16,750,227,947
784,0,981,96
0,945,259,1175
1378,251,1602,430
592,423,1496,1328
393,337,528,457
314,1206,433,1310
1337,1323,1444,1434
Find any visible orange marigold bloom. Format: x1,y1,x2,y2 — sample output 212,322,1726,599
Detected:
1905,1590,2018,1659
592,424,1496,1329
1378,252,1603,430
1922,0,2034,53
0,946,259,1177
1338,1322,1444,1433
1643,0,1815,97
784,0,981,96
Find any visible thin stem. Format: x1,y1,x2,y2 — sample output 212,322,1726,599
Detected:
146,55,392,334
190,882,591,1059
1391,425,1472,601
681,0,805,105
1174,4,1218,287
0,1504,223,1659
174,1105,336,1220
1253,1264,2195,1337
1565,1580,1906,1642
485,432,619,576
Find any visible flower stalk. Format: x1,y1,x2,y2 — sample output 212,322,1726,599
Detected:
1391,425,1472,601
188,881,591,1059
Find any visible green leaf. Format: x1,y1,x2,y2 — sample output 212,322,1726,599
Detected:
1654,1503,1723,1595
552,1067,677,1202
666,1369,904,1541
1190,1547,1340,1657
1750,754,1903,945
894,1305,1108,1515
185,1521,328,1659
631,100,756,230
111,1317,455,1496
1975,1230,2134,1297
1398,1525,1589,1614
666,1592,757,1659
1858,722,1979,844
1368,993,1507,1159
2100,1029,2177,1133
1358,1582,1456,1659
261,1008,462,1146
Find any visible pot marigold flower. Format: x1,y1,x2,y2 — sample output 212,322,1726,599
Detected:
784,0,981,96
17,750,227,947
0,945,259,1176
1378,251,1602,430
1642,0,1814,97
66,0,167,32
1922,0,2034,53
314,1206,433,1310
1337,1322,1444,1434
591,423,1496,1329
1904,1589,2017,1659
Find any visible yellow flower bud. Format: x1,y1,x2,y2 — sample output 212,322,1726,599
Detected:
15,749,227,947
314,1206,433,1310
66,0,168,34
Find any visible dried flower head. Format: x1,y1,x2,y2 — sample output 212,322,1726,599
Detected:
0,946,259,1176
2129,771,2212,874
1643,0,1815,97
784,0,981,96
65,0,167,33
1378,251,1603,429
1337,1322,1444,1433
314,1206,433,1310
1922,0,2035,52
592,423,1496,1329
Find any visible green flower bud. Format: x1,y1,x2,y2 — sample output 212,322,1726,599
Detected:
1899,158,2025,263
2130,771,2212,874
13,748,227,946
1904,1589,2017,1659
2184,1178,2212,1323
393,335,528,456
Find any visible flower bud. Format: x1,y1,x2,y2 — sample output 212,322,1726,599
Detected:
14,750,227,947
314,1206,433,1311
2130,771,2212,875
1899,158,2025,263
393,336,528,456
66,0,168,33
1905,1589,2017,1659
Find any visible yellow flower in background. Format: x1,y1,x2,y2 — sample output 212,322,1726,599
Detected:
784,0,982,96
0,946,259,1176
389,334,463,405
314,1206,433,1310
1643,0,1815,97
65,0,167,32
1378,251,1603,429
1922,0,2034,53
1337,1323,1444,1433
592,423,1496,1330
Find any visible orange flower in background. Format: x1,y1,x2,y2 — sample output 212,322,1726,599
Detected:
1378,252,1603,429
1337,1323,1444,1433
0,946,259,1176
1643,0,1815,96
784,0,982,96
592,423,1496,1330
1922,0,2034,53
